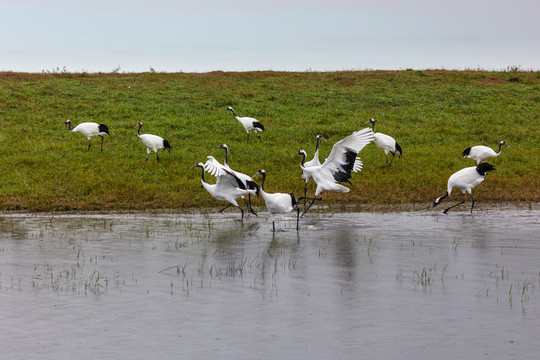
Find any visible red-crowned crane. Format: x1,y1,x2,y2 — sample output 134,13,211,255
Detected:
64,120,110,151
433,163,495,214
207,144,259,215
204,155,259,216
301,134,326,203
367,118,402,166
136,121,171,162
226,106,265,142
462,141,509,164
252,168,300,230
294,127,374,216
191,162,249,220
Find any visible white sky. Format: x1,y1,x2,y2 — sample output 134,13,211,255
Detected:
1,0,539,73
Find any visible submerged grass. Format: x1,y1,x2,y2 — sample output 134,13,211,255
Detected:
0,70,539,211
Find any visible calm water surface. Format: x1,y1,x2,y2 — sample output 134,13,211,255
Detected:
1,208,539,359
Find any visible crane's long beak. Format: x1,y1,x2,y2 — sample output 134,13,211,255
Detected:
321,137,327,142
505,143,510,147
252,172,260,179
291,151,301,157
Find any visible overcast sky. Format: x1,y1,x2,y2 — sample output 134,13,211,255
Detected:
1,0,539,73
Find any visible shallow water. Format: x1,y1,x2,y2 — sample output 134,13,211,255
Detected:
1,208,539,360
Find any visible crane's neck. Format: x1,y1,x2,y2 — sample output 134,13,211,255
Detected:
298,152,307,167
315,137,321,152
496,143,503,155
370,122,375,132
137,125,142,136
259,172,267,191
197,166,206,183
66,121,73,131
228,108,237,117
223,147,229,167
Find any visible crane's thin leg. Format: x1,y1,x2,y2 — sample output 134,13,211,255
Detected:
304,185,307,206
300,197,322,217
100,136,104,151
244,196,257,216
257,132,262,141
246,133,250,143
296,208,300,230
156,152,160,162
388,153,395,166
238,206,244,220
470,194,476,213
88,139,91,152
443,195,466,214
218,204,232,213
145,155,149,161
385,154,388,166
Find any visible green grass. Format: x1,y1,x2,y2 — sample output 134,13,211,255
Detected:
0,70,539,211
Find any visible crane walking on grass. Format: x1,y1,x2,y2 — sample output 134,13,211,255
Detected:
64,120,110,151
433,163,495,214
252,168,300,230
462,141,509,164
367,118,402,166
294,127,374,217
226,106,265,142
136,121,171,162
192,162,249,220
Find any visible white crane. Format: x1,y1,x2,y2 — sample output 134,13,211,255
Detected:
252,168,300,230
204,154,259,216
367,118,402,166
207,144,259,215
301,134,326,202
433,163,495,214
191,162,249,220
462,141,509,164
226,106,265,142
294,127,374,216
136,121,171,162
64,120,110,151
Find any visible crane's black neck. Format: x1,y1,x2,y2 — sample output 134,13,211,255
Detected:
259,172,266,191
298,152,307,167
66,121,73,130
315,137,321,152
223,147,229,167
370,121,375,132
197,165,206,183
228,108,237,117
137,124,142,136
497,143,503,154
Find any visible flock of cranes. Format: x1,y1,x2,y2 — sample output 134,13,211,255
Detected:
63,107,509,224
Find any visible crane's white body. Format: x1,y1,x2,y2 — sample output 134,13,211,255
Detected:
136,122,171,161
434,163,495,213
374,133,398,155
298,128,374,197
253,169,297,215
192,162,250,219
462,141,508,164
65,120,109,151
445,166,486,196
368,119,402,166
226,106,265,141
70,122,108,139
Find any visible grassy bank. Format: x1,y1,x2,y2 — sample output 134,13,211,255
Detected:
0,70,539,212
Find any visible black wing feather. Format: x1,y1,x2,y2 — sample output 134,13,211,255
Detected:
253,121,265,131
